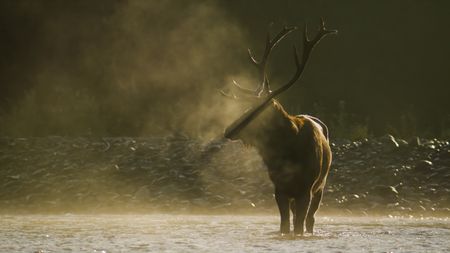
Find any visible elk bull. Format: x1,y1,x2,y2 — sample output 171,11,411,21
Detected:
222,19,336,235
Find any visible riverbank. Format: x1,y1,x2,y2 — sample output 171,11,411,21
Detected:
0,135,448,216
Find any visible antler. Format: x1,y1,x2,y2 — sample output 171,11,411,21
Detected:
224,18,337,138
223,26,297,99
269,18,337,98
248,26,297,97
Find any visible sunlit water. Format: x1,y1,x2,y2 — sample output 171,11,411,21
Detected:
1,214,449,252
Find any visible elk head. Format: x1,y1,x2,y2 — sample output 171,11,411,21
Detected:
222,19,337,143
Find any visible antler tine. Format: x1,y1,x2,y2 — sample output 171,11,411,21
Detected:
232,80,257,95
219,80,265,101
247,26,298,97
232,27,296,98
219,89,238,100
271,18,337,98
304,18,337,52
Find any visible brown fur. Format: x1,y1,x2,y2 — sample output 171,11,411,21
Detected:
229,99,332,235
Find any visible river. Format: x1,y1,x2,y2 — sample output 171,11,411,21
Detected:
1,214,448,252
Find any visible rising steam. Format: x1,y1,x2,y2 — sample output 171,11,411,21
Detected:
0,1,255,139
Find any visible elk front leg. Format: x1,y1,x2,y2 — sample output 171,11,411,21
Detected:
294,191,312,236
275,188,290,235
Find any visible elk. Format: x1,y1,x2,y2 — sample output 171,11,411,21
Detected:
222,19,336,235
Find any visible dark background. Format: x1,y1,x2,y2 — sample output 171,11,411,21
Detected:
0,0,449,139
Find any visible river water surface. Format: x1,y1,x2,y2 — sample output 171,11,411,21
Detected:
1,214,449,252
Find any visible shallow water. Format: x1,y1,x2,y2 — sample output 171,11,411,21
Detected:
1,214,449,252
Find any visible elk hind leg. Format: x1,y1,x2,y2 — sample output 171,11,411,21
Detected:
294,191,312,236
289,198,296,227
306,189,323,234
275,189,290,234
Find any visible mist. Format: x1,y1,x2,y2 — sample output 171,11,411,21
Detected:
0,0,252,138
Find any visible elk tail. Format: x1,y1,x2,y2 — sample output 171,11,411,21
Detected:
306,115,329,140
312,141,331,193
304,115,331,193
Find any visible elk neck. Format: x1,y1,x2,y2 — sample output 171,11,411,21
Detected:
233,99,303,153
